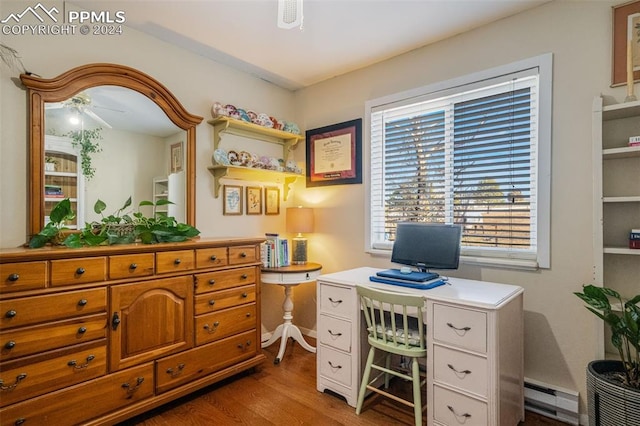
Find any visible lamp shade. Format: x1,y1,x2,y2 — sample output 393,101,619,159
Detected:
286,207,314,234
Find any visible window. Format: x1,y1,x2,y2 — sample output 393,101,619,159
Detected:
366,54,552,269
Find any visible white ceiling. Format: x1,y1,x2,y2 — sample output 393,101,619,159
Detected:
73,0,550,91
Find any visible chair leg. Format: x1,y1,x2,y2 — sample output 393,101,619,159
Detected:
356,347,376,415
384,354,391,388
411,357,422,426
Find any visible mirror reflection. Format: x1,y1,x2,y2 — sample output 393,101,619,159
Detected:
44,85,187,228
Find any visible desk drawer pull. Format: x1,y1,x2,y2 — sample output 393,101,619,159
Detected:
122,377,144,397
327,361,342,369
203,321,220,333
208,299,216,306
0,373,27,391
166,363,185,378
78,299,88,306
129,263,138,270
446,322,471,334
8,273,19,282
328,297,343,304
4,340,16,349
447,405,472,420
75,267,85,275
174,258,181,265
240,252,247,258
241,274,248,279
447,363,472,377
67,354,95,369
208,279,216,286
5,310,17,318
328,330,342,337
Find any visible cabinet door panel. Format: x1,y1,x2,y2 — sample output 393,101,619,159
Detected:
110,276,194,371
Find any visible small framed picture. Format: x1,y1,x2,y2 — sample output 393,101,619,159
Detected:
264,187,280,215
170,142,183,173
246,186,262,215
223,185,243,215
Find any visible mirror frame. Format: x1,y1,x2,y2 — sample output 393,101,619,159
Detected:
21,63,203,238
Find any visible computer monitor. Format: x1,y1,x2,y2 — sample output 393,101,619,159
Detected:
391,222,462,273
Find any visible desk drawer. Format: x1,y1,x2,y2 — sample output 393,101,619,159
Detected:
433,385,488,426
195,303,256,345
196,247,228,269
109,253,154,279
194,284,255,314
318,346,352,387
0,261,47,293
156,250,195,274
319,314,351,353
228,245,257,265
50,257,106,287
319,283,354,318
433,303,487,353
0,287,107,330
194,267,256,294
433,344,488,398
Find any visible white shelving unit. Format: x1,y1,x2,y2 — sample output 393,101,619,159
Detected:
44,135,84,229
152,176,169,215
592,97,640,358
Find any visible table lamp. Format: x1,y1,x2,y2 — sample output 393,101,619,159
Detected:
286,206,314,264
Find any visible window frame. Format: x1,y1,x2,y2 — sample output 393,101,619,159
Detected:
364,53,552,270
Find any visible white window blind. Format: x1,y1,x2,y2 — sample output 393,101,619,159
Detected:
368,56,551,268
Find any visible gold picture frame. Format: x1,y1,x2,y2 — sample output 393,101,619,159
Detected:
612,1,640,86
246,186,262,215
223,185,242,215
264,187,280,215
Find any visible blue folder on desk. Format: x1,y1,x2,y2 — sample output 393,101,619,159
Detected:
376,269,439,282
369,275,447,290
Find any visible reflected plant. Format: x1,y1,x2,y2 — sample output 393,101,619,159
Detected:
65,127,103,179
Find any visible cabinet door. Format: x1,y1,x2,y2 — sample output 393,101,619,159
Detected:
109,276,194,371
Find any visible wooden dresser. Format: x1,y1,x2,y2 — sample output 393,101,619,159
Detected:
0,237,265,425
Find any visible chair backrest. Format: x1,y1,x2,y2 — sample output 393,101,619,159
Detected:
357,285,427,354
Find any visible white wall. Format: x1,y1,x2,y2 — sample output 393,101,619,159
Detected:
289,0,628,417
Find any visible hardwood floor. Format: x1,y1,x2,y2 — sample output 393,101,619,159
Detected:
119,338,569,425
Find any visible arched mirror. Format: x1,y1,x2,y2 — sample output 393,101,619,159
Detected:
21,64,203,237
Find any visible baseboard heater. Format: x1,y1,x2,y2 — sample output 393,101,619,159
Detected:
524,378,579,425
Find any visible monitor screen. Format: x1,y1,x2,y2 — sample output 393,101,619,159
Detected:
391,223,462,272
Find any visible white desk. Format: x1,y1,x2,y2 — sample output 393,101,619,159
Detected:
316,267,524,426
261,263,322,364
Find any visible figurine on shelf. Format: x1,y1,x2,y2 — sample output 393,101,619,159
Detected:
283,121,301,135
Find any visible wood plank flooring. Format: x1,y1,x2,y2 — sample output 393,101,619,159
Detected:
118,338,569,425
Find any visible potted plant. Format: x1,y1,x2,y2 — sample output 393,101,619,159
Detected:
65,127,103,180
574,285,640,425
45,156,58,172
28,198,75,248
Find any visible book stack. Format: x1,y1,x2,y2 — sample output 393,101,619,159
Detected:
630,136,640,147
630,229,640,250
45,185,64,198
261,233,290,268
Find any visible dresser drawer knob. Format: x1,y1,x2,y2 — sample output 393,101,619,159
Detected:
446,322,471,334
328,297,343,305
5,310,17,319
447,363,472,377
174,258,181,265
245,312,251,317
0,373,27,391
112,312,121,330
447,405,472,420
237,340,252,349
166,363,185,378
78,299,88,306
210,255,217,261
241,274,248,279
14,418,25,425
67,354,95,369
240,252,247,258
208,299,215,306
122,377,144,397
75,267,85,275
241,292,248,298
203,321,220,333
129,263,138,270
4,341,16,350
78,327,87,334
208,279,216,286
8,273,19,282
328,361,342,369
328,330,343,337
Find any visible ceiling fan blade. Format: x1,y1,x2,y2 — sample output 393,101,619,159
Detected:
45,102,64,109
84,109,112,129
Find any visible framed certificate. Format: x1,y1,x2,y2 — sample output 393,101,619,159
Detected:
305,118,362,187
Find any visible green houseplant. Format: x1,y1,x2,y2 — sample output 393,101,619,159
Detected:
65,127,103,180
575,285,640,424
28,198,75,248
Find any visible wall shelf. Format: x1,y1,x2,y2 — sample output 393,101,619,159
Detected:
208,165,302,201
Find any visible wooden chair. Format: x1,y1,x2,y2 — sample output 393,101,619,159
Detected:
355,285,427,426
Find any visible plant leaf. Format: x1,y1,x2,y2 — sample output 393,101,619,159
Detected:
94,199,107,215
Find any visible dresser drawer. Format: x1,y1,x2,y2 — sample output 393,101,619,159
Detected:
228,245,258,265
0,342,107,407
0,362,153,426
432,303,487,353
50,257,107,287
0,313,107,362
318,345,352,387
432,384,488,426
319,314,352,353
156,249,195,274
319,283,354,318
194,284,255,315
0,287,107,330
196,247,228,269
195,303,256,345
156,330,257,393
433,344,488,398
194,266,256,294
109,253,154,279
0,261,48,293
